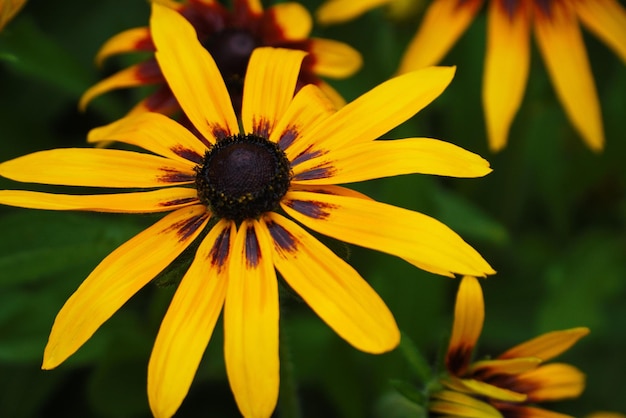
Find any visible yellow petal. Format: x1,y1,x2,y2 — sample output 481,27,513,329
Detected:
269,84,335,157
281,191,495,277
430,390,503,418
224,220,279,418
0,148,196,188
497,405,573,418
241,47,307,137
0,188,198,213
0,0,26,31
264,2,311,41
533,2,604,151
308,37,362,78
575,0,626,63
264,212,399,353
292,137,492,184
483,0,531,152
316,79,347,109
469,357,542,377
79,62,162,111
295,66,456,157
316,0,394,25
151,3,238,142
514,363,585,402
498,327,589,361
95,27,152,66
42,205,210,369
446,276,484,375
446,378,527,402
87,113,207,165
148,220,233,418
397,0,483,73
126,86,179,116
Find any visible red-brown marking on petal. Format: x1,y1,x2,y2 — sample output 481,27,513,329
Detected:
211,124,231,141
208,224,232,272
171,145,204,164
158,168,196,183
283,198,336,220
244,225,261,268
139,86,179,115
293,165,336,181
165,212,209,242
135,34,155,51
446,344,473,377
266,220,297,254
158,196,199,208
253,118,272,138
278,127,298,151
290,146,325,167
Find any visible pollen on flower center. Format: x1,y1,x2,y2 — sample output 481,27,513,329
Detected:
195,134,292,222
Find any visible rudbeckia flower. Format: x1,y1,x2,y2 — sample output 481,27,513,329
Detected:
0,0,27,31
431,276,589,417
80,0,362,118
0,4,494,417
318,0,626,152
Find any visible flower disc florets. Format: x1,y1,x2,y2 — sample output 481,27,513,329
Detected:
195,134,291,222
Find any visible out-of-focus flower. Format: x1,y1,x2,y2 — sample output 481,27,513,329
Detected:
586,413,626,418
81,0,362,118
0,4,495,417
318,0,626,152
0,0,26,31
430,276,589,417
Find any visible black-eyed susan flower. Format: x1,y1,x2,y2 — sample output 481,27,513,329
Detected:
0,4,494,417
431,276,589,417
0,0,26,30
318,0,626,152
81,0,362,118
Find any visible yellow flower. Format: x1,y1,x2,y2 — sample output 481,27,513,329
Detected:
586,413,626,418
0,0,26,31
431,276,589,417
0,4,494,417
80,0,362,118
318,0,626,152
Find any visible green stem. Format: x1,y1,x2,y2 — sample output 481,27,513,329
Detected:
278,319,302,418
399,331,432,384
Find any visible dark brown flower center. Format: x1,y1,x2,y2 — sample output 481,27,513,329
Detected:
203,29,259,114
195,134,291,222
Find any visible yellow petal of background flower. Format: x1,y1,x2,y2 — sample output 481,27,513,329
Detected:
79,63,162,111
469,357,542,377
515,363,585,402
430,390,503,418
397,0,483,73
575,0,626,63
224,220,280,418
498,327,589,361
264,212,399,353
446,276,484,375
0,0,27,31
241,47,307,137
450,378,528,402
148,220,233,418
308,38,363,78
294,67,455,157
498,405,573,418
483,0,531,152
292,137,492,184
151,3,238,142
0,188,198,213
265,2,312,40
87,113,207,165
42,205,210,369
95,27,152,66
534,2,604,151
0,148,195,188
281,191,495,277
316,0,394,25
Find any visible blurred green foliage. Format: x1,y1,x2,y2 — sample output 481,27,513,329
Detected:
0,0,625,417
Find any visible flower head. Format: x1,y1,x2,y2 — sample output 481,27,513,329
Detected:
318,0,626,152
431,276,589,417
0,4,494,417
81,0,362,118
